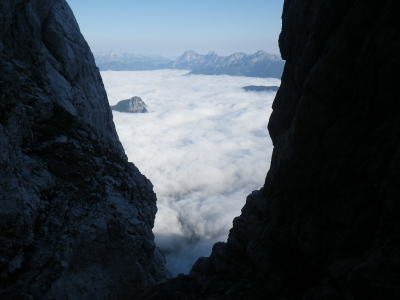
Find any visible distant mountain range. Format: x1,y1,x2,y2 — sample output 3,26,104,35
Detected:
94,50,285,78
94,51,172,71
183,50,284,78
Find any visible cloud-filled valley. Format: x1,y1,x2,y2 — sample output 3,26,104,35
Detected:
101,70,278,275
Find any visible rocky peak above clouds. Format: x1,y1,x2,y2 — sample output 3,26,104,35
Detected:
183,50,285,78
169,50,282,70
169,50,208,69
111,96,149,113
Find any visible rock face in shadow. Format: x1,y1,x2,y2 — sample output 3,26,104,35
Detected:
111,96,149,113
139,0,400,299
0,1,169,299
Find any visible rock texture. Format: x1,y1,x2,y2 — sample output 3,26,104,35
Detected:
243,85,279,92
139,0,400,299
0,0,169,299
111,97,149,113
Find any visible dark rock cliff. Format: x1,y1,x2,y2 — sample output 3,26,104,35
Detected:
139,0,400,299
0,0,169,299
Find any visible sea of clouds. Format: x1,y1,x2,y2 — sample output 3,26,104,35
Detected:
101,70,278,276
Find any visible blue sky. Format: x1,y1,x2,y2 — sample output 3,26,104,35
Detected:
66,0,284,56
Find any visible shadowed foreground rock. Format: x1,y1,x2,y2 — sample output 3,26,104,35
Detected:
0,0,169,299
139,0,400,299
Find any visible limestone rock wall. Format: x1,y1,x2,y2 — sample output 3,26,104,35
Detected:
139,0,400,299
0,0,170,299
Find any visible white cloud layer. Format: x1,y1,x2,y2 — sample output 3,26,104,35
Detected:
101,70,278,276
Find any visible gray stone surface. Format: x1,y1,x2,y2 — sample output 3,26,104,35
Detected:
0,0,169,299
111,96,149,113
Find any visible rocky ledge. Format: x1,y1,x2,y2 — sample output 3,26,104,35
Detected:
0,1,169,299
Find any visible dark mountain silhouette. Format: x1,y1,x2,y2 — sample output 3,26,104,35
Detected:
0,1,169,299
139,0,400,299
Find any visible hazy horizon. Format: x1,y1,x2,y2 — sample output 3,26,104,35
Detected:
92,48,282,61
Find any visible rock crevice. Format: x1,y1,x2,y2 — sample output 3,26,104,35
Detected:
139,1,400,299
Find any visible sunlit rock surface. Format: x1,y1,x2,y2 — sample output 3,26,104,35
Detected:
139,0,400,299
111,96,149,113
0,0,169,299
